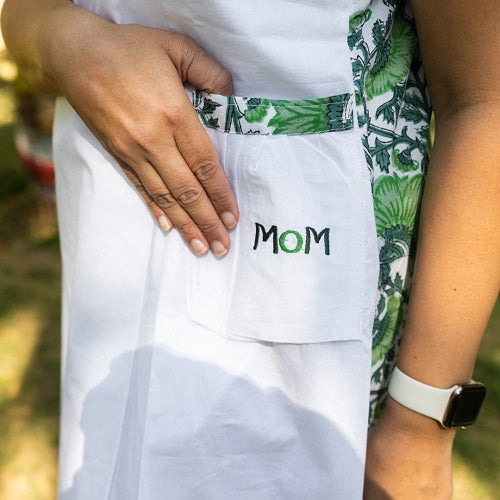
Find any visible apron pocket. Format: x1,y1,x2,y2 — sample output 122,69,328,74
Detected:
187,91,376,344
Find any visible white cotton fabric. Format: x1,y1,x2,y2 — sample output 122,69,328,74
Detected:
55,1,378,499
189,129,376,345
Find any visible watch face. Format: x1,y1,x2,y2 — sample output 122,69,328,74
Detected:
443,383,487,428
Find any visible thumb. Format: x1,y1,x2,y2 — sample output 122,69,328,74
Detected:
163,33,234,95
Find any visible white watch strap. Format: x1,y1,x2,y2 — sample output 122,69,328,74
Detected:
388,366,459,425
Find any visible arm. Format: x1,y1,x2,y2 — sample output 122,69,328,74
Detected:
1,0,239,256
365,1,500,498
1,0,65,93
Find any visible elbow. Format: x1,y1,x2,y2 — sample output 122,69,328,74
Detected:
431,82,500,135
431,78,500,124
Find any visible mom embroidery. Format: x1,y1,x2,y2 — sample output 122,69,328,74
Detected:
253,223,330,255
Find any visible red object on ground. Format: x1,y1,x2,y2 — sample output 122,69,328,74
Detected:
14,122,55,189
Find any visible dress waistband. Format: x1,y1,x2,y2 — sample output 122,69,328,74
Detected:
192,89,354,136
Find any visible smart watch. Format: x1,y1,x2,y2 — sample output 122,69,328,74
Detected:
388,366,487,429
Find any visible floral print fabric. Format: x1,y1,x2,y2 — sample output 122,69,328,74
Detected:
350,0,431,422
193,90,354,135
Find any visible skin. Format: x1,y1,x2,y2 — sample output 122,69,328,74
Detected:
2,0,239,257
2,0,499,497
365,1,500,498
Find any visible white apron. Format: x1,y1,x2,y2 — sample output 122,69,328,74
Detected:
54,1,381,498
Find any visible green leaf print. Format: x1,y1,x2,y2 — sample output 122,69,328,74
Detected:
374,138,391,172
383,0,399,8
349,9,372,34
348,9,372,50
365,16,417,100
348,30,362,50
351,59,364,75
404,93,430,115
194,91,223,128
372,294,403,365
348,0,432,424
244,98,271,123
372,20,386,46
326,97,352,130
393,273,404,292
392,148,419,172
417,126,430,142
379,103,396,125
371,16,394,77
201,97,221,115
375,85,404,125
400,106,423,123
380,225,412,266
373,173,424,236
225,96,244,133
268,99,330,135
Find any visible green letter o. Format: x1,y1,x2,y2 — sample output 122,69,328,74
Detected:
279,230,303,253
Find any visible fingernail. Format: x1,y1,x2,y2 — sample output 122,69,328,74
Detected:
221,211,237,229
158,215,172,232
191,239,208,255
211,240,228,257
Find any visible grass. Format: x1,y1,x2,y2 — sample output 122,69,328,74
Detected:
0,48,61,498
452,303,500,499
0,50,498,499
0,178,61,497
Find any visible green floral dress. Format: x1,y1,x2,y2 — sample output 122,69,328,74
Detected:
350,1,430,422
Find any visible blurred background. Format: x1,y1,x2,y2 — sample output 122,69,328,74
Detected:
0,4,498,498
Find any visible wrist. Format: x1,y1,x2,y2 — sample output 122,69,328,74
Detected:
381,396,456,442
38,3,109,92
367,398,455,500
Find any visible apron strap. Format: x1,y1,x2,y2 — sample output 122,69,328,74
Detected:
192,89,354,136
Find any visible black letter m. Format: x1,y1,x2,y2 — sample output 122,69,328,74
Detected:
305,227,330,255
253,223,279,254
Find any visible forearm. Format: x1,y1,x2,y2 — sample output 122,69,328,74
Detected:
1,0,100,92
365,104,500,499
390,102,500,431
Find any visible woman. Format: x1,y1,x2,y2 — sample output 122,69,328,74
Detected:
2,0,499,498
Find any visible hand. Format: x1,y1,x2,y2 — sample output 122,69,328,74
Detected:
42,5,238,256
364,398,455,499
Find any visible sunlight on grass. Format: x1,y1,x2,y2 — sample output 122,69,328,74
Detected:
0,47,18,127
0,57,17,83
0,308,40,402
453,457,495,500
0,418,57,500
0,308,58,499
0,309,57,499
0,87,15,127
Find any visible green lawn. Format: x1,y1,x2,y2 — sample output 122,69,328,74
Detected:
453,302,500,499
0,65,498,499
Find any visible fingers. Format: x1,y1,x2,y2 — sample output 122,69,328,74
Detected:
132,86,238,257
119,149,232,257
119,162,173,232
174,113,239,229
163,33,234,95
105,91,237,257
159,36,239,232
146,138,233,256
